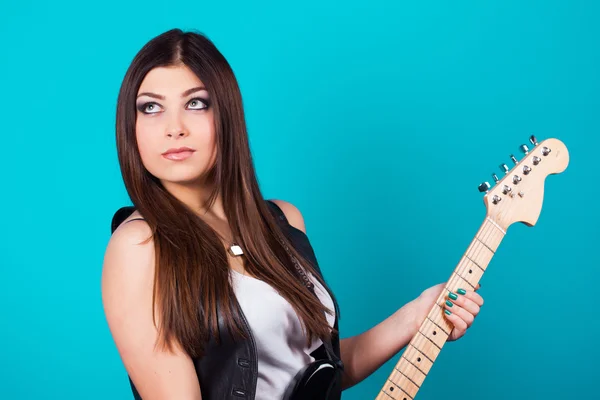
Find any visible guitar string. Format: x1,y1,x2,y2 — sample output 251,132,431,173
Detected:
388,221,496,397
410,216,504,392
386,218,501,396
382,228,487,398
383,184,522,398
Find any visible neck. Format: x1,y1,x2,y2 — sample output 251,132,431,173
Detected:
161,179,227,221
376,216,506,400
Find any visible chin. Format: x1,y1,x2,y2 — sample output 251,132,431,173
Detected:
163,171,206,185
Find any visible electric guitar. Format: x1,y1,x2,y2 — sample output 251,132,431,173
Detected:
284,135,570,400
375,135,569,399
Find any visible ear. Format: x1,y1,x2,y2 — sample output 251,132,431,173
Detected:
111,206,136,234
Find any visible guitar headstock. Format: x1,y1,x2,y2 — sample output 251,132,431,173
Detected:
478,135,569,231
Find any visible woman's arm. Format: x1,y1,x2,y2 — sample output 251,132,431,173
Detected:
270,200,420,389
101,219,202,400
339,283,483,389
339,299,420,390
270,200,484,390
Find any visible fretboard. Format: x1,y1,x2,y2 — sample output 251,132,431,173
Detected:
376,217,506,400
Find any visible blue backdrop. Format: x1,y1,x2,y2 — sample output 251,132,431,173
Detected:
1,1,597,399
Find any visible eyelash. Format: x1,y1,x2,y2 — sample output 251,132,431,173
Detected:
137,97,210,114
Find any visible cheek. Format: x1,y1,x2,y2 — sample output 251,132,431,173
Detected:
135,121,162,166
191,113,217,159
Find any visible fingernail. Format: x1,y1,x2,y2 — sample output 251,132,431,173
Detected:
445,300,454,307
457,289,467,295
448,292,458,300
444,309,452,315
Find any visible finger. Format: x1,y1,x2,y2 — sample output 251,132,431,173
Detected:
443,306,468,336
443,299,475,327
460,288,484,307
448,290,481,316
475,283,481,291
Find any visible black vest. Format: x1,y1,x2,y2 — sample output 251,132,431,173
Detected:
109,200,342,399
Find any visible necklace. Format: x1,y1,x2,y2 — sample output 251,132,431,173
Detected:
212,228,244,257
228,243,244,257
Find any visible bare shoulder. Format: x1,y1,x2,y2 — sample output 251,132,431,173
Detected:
104,214,154,277
270,199,307,233
105,212,155,273
101,214,156,359
101,214,201,398
115,209,147,231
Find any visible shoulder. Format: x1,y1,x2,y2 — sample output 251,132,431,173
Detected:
101,215,201,397
269,199,307,234
102,215,155,308
108,211,153,253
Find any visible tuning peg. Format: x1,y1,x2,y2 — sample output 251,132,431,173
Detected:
478,182,491,193
542,146,551,156
519,144,529,154
492,173,499,183
500,164,509,174
529,135,538,146
510,154,518,164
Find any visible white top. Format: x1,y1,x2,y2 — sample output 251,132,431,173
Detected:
230,269,336,399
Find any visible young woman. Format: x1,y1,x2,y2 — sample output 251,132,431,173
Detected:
101,28,484,400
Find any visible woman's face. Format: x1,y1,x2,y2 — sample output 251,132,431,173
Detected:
135,64,216,187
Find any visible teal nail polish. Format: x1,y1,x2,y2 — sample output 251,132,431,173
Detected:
457,288,467,295
444,309,452,315
445,300,453,307
448,292,458,300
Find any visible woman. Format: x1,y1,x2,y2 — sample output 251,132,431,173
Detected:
101,28,484,400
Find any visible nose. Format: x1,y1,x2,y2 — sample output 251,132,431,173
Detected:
165,111,189,138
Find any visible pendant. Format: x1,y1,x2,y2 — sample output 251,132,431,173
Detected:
228,244,244,257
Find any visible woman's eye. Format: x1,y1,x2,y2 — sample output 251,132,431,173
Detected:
136,98,209,114
138,102,162,114
187,98,209,110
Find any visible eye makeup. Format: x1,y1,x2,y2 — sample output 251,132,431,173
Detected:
136,97,211,114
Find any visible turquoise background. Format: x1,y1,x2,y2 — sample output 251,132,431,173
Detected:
1,0,597,399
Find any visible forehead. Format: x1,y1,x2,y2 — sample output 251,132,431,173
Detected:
137,65,204,94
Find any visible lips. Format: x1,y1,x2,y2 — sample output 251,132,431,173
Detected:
162,151,195,161
162,146,195,155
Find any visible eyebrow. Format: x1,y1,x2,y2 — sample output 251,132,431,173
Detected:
136,86,207,100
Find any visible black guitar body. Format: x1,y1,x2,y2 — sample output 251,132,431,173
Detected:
282,359,342,400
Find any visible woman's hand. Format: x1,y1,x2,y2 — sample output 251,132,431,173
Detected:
410,282,484,342
340,281,484,389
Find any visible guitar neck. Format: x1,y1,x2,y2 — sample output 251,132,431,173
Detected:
376,217,506,400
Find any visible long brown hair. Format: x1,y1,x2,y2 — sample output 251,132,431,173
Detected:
115,28,338,358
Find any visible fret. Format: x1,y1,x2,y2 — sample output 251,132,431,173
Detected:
404,344,434,374
466,245,494,271
424,272,471,334
485,217,506,236
418,318,448,349
409,331,441,361
445,273,474,294
379,381,413,400
474,236,495,254
386,370,419,398
479,219,504,252
377,217,506,399
392,362,422,389
426,313,450,336
427,307,453,335
457,258,485,287
397,358,427,386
